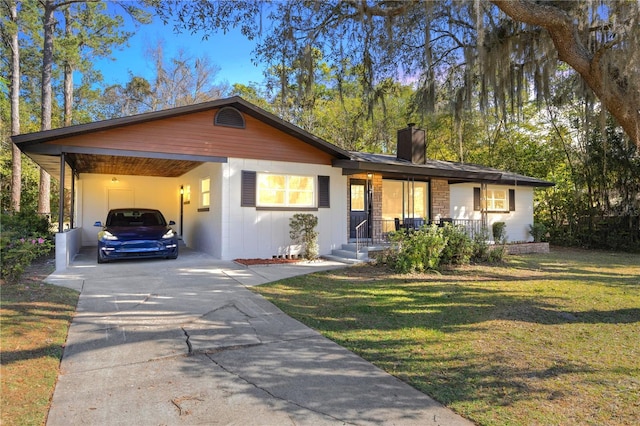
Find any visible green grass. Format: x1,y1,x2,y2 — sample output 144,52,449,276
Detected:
253,248,640,425
1,260,79,426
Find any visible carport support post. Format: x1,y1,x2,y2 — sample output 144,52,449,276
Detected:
70,170,75,229
58,152,65,233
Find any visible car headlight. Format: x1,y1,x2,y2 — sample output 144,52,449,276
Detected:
162,229,175,239
100,230,118,241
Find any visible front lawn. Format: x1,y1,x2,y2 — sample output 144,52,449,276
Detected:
253,248,640,425
0,258,79,426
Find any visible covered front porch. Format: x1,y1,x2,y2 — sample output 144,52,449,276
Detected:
346,172,482,245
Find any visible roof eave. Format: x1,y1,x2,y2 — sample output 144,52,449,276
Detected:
333,159,555,187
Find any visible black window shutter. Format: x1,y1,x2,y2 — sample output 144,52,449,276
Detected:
509,189,516,211
241,171,256,207
473,187,481,211
318,175,330,208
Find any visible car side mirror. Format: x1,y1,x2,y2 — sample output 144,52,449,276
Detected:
169,220,176,225
94,221,103,227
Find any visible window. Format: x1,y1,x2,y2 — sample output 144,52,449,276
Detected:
200,177,210,209
487,189,507,211
257,173,315,208
382,180,428,219
350,183,365,211
474,187,516,212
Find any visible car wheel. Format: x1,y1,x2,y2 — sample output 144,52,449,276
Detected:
97,249,107,264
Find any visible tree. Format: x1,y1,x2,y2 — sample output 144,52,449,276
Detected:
100,43,224,117
17,0,150,216
491,0,640,149
153,0,640,148
2,0,22,211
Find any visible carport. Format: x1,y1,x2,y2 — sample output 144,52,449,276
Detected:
12,104,229,270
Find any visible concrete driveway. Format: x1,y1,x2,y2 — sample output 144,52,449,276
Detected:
45,247,472,425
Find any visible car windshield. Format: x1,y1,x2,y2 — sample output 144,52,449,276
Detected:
106,210,166,227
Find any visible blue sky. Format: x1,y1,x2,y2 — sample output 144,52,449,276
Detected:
93,10,266,88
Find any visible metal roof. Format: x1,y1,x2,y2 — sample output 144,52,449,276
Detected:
335,152,554,187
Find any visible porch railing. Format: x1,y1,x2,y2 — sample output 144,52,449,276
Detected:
355,219,368,255
367,218,483,245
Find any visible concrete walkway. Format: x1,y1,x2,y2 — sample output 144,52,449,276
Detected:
45,247,473,425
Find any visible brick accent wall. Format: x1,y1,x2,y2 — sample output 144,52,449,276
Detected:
371,174,383,237
431,178,450,219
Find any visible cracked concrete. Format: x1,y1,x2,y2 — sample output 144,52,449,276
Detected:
45,247,472,425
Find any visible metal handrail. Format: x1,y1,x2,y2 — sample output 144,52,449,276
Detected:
355,219,368,255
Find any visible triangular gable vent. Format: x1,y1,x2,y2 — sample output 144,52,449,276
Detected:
214,107,245,128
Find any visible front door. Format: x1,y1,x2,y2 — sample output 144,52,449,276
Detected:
349,179,371,238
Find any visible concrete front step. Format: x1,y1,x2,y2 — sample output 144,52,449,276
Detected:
321,254,367,264
331,248,369,260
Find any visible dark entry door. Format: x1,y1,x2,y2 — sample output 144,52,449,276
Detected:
350,179,371,238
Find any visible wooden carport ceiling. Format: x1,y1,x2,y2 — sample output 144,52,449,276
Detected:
68,153,203,177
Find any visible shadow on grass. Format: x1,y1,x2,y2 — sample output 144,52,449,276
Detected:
1,284,78,366
0,345,65,364
262,273,640,333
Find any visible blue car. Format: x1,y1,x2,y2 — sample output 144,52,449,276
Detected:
95,208,179,263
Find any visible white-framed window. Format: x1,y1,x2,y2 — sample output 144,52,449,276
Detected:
486,188,507,212
257,173,315,208
182,184,191,204
350,183,365,211
200,177,210,208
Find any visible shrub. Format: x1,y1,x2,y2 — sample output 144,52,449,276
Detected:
472,228,491,262
388,224,447,273
0,211,51,238
492,221,507,244
439,223,473,266
487,244,507,263
289,213,319,260
0,211,54,283
529,222,548,242
1,237,53,283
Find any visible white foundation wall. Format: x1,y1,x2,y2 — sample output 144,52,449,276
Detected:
449,183,534,242
77,173,181,246
219,158,348,260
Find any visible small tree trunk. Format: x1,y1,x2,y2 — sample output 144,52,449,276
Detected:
9,0,21,212
38,0,55,215
64,7,73,126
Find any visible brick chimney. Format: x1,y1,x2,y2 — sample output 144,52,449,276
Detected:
397,123,426,164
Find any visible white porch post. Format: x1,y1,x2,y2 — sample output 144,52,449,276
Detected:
58,152,65,232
